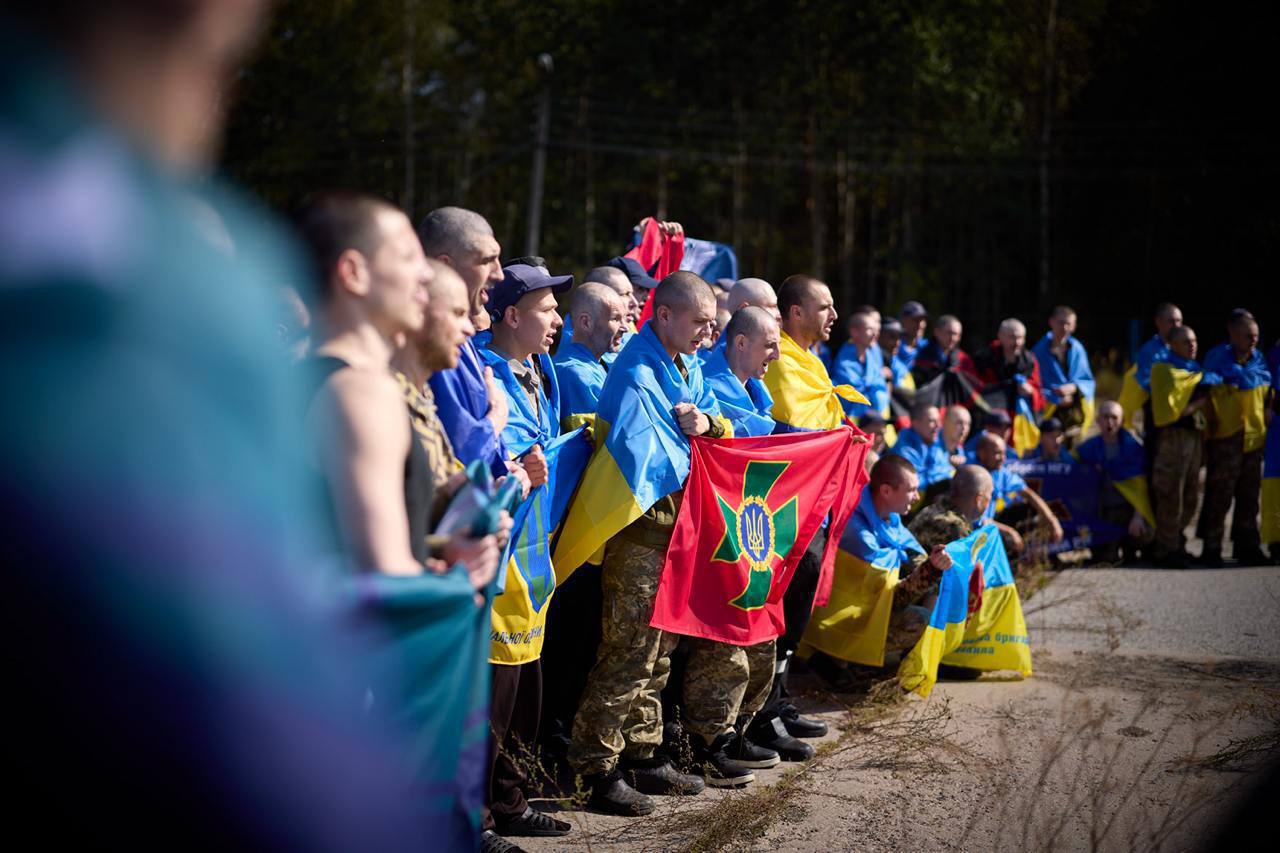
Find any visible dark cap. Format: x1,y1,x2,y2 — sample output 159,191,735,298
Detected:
606,256,659,291
880,318,904,336
900,300,928,319
858,411,887,429
489,263,573,323
1040,416,1064,433
983,409,1013,429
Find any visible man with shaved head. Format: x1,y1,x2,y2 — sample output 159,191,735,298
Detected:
1076,401,1154,564
584,266,641,329
1118,302,1185,431
554,283,627,429
974,318,1045,415
727,278,781,323
911,314,978,387
563,271,733,811
832,310,888,420
975,432,1062,552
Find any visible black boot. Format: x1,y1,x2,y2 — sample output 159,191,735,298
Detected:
779,702,827,739
746,714,815,761
1194,547,1226,568
583,770,655,816
1233,545,1269,566
724,731,780,769
621,756,705,796
692,734,755,788
481,830,527,853
494,806,571,838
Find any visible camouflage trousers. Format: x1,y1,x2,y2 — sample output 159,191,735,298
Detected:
568,535,679,777
680,637,775,742
1151,427,1202,557
885,606,930,656
1200,434,1262,551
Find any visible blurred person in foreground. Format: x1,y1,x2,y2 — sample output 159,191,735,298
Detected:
1,3,438,848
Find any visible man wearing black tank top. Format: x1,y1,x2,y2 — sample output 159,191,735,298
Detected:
298,192,502,590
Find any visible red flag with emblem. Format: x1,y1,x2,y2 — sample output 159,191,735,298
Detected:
651,428,869,645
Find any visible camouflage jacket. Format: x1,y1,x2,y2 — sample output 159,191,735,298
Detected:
895,497,975,608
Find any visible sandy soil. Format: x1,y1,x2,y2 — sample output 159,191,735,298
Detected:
521,566,1280,852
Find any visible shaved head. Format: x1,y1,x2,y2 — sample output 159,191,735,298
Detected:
571,282,626,357
951,464,993,500
570,281,620,321
727,277,777,315
653,270,715,313
417,206,493,257
583,266,630,291
724,304,775,343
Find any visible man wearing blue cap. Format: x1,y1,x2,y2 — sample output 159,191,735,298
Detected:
475,262,575,846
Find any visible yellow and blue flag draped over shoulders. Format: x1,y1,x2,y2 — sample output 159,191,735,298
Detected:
1150,352,1221,428
765,332,869,431
899,524,1032,697
831,342,888,418
802,484,924,667
1075,429,1155,527
1010,395,1042,457
703,348,776,438
477,337,591,664
1117,335,1169,429
552,340,608,433
1032,332,1096,429
552,323,731,581
1203,342,1271,453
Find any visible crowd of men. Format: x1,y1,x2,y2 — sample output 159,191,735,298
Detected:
3,6,1275,850
286,193,1275,851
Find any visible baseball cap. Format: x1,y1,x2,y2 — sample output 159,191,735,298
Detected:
900,300,928,319
488,263,573,323
880,317,904,336
983,410,1013,429
606,256,659,291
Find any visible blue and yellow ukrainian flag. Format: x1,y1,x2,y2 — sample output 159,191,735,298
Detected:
1204,342,1271,453
552,323,731,581
801,485,923,667
1263,419,1279,547
1116,335,1168,430
1010,396,1042,457
765,332,869,431
899,524,1032,697
1075,429,1156,528
1033,332,1096,430
1149,353,1220,428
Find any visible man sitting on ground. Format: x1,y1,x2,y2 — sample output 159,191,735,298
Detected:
887,402,953,496
974,318,1046,415
1075,401,1155,565
911,314,978,387
974,433,1064,555
1023,417,1071,463
940,406,972,469
832,310,887,419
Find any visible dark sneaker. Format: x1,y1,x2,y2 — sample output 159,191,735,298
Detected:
1194,548,1226,568
494,806,571,838
622,757,705,796
725,732,780,769
1233,546,1269,566
1153,550,1190,569
748,715,815,762
693,735,755,788
585,771,655,816
481,830,527,853
779,702,828,739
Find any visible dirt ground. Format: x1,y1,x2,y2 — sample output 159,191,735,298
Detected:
521,566,1280,852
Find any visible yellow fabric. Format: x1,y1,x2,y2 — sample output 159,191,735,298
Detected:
1150,363,1203,428
898,372,917,393
801,553,899,667
883,423,898,449
1210,384,1268,452
561,412,596,434
1011,412,1041,457
765,332,869,430
1115,476,1157,529
1262,478,1280,546
489,555,550,664
550,418,643,583
898,621,968,697
941,585,1032,672
1116,363,1148,430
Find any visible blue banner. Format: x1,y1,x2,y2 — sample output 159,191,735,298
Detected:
1005,458,1123,552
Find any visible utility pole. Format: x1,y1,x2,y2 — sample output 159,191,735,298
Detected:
525,53,553,257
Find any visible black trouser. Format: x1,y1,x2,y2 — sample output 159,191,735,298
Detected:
756,527,827,721
484,659,542,829
537,565,602,757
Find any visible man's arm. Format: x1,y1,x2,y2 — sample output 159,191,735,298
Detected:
312,371,422,575
1019,486,1064,543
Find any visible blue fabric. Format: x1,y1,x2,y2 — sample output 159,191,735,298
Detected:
1203,342,1271,390
888,348,913,386
552,341,608,421
475,332,561,455
430,338,509,477
702,348,776,438
888,427,955,488
1133,334,1169,391
983,466,1028,521
600,329,634,367
1021,446,1074,465
831,342,888,417
1032,333,1096,406
679,236,739,282
595,323,725,511
840,484,926,568
897,340,921,369
1077,430,1147,483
